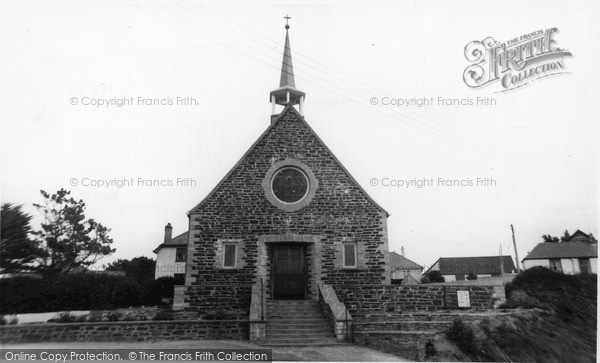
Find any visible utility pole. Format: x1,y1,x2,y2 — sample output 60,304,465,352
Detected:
511,224,521,273
499,244,505,275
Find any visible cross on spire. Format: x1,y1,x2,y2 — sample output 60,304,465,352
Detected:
284,15,291,29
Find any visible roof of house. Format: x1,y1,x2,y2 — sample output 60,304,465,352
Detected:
389,251,423,270
565,229,598,243
424,256,516,275
523,241,598,261
152,231,189,254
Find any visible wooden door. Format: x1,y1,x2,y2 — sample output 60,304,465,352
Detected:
273,245,305,299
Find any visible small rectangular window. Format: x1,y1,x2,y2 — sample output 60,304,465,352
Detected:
343,243,357,268
579,258,591,274
223,243,237,268
174,273,185,285
549,259,562,272
175,247,187,263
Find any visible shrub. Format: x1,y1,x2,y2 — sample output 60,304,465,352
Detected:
49,312,78,323
445,319,481,357
466,271,477,280
106,311,122,322
87,311,103,322
505,267,597,322
152,309,173,321
0,316,6,325
421,270,445,283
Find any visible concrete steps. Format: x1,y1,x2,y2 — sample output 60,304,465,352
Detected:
261,300,339,346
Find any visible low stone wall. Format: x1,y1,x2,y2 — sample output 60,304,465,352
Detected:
0,320,249,344
336,284,500,316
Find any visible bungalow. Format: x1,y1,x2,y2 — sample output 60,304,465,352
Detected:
522,230,597,274
424,256,516,281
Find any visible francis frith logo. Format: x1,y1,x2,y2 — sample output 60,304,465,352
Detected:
463,28,572,91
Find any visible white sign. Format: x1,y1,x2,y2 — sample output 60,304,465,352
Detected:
457,290,471,308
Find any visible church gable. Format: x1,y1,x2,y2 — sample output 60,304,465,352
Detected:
189,105,387,218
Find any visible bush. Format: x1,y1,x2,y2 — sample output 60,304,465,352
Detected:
445,319,481,357
0,316,6,325
505,267,597,322
49,312,78,323
106,311,122,321
87,311,103,322
421,270,445,283
466,271,477,280
152,309,173,321
0,273,154,314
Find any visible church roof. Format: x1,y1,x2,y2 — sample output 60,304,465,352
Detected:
152,231,188,254
188,104,389,217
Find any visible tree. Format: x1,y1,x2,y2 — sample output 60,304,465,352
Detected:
32,189,115,279
421,270,445,283
542,230,571,243
0,203,43,273
106,256,156,285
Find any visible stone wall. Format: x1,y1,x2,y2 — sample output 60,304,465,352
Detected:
0,320,249,344
181,285,251,318
337,285,499,316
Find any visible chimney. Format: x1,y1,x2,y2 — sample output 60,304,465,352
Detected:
401,246,405,257
164,223,173,243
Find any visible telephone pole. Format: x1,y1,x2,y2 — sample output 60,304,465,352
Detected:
511,224,521,273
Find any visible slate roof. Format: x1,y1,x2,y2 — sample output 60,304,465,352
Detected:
389,251,423,270
425,256,516,275
523,241,598,261
152,231,189,254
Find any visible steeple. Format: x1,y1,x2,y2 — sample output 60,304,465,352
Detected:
270,15,305,117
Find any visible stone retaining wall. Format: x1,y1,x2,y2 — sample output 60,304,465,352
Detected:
336,285,501,316
0,320,249,344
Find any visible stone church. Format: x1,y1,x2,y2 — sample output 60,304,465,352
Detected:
174,23,390,318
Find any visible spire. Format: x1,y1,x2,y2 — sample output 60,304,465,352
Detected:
270,15,305,117
279,27,295,88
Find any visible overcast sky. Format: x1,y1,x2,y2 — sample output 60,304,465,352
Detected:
1,0,598,270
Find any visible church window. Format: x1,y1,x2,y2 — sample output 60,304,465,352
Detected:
223,243,237,268
343,243,358,268
271,167,309,203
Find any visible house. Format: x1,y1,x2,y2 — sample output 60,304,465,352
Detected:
390,248,423,283
174,23,390,315
152,223,188,284
522,230,598,274
424,256,516,282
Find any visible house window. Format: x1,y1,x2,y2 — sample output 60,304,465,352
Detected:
343,243,357,268
174,273,185,285
175,247,187,262
223,243,237,268
549,259,562,272
579,258,591,274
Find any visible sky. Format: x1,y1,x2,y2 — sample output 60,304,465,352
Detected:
1,0,598,271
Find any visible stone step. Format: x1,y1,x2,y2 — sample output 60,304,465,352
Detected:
267,331,335,338
258,341,347,347
261,337,340,344
267,319,330,328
